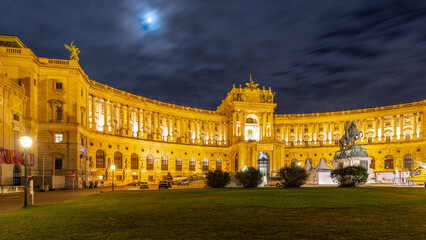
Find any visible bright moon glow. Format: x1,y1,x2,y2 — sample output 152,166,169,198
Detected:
138,9,161,33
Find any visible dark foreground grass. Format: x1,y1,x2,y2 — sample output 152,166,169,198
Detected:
0,187,425,239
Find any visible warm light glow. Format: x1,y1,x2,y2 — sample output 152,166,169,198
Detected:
98,176,103,180
133,172,136,175
111,165,116,170
297,162,301,167
20,136,33,148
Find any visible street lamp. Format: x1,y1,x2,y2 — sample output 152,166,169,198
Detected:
133,172,137,187
20,136,33,207
111,164,115,191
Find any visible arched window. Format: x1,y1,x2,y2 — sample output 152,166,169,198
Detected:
176,157,182,171
13,165,21,186
131,153,138,170
96,149,105,168
403,154,413,169
370,156,375,169
146,155,154,170
189,157,196,171
216,158,222,171
161,156,168,170
114,152,122,169
202,158,209,171
384,155,394,169
291,158,298,167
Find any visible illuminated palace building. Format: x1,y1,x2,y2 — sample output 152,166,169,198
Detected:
0,34,425,188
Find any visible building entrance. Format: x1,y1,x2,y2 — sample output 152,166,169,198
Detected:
257,152,270,176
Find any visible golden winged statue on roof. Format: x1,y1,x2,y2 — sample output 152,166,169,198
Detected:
64,41,80,62
246,74,259,90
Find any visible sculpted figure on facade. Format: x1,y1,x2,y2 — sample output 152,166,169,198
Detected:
64,41,80,62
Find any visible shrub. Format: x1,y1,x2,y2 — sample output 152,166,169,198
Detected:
235,167,263,188
331,165,368,187
206,170,231,188
278,167,309,188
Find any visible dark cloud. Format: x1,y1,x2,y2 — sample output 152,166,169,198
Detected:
1,0,425,113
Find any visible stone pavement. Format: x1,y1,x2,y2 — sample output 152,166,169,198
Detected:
0,180,205,213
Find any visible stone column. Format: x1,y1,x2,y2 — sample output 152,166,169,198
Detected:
374,118,378,142
393,116,397,141
399,115,404,140
127,106,131,136
103,99,108,132
380,117,384,142
363,119,367,142
413,113,418,140
137,109,142,138
91,95,97,130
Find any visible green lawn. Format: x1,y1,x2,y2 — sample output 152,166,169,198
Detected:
0,187,425,239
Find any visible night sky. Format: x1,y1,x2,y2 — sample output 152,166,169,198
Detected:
2,0,426,113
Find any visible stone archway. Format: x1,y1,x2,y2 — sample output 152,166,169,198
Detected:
257,152,270,176
234,153,239,172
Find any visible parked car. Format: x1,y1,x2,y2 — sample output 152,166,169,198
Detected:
178,180,190,185
139,182,149,189
158,181,169,189
407,168,426,185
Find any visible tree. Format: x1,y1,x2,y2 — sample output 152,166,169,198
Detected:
331,166,368,187
206,170,231,188
235,167,263,188
278,166,309,188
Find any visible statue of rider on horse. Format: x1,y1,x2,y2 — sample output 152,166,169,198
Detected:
339,120,363,151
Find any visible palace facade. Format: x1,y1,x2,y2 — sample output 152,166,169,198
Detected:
0,34,425,188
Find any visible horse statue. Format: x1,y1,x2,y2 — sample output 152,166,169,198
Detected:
339,120,363,151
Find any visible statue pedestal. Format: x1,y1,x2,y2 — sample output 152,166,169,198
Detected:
332,157,375,183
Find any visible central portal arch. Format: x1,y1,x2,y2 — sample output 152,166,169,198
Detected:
257,152,270,176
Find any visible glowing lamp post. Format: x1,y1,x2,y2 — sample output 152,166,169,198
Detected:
111,164,115,191
133,172,137,187
20,136,33,207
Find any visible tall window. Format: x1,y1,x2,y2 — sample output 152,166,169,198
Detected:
234,154,239,172
291,159,298,167
216,158,222,171
385,136,391,142
161,156,168,170
403,154,413,169
131,153,138,170
96,150,105,168
13,165,21,186
368,137,373,143
114,152,122,169
56,82,63,89
55,134,63,143
202,158,209,171
146,155,154,170
175,157,182,171
55,158,62,170
384,155,394,169
56,106,63,121
370,156,375,169
189,157,196,171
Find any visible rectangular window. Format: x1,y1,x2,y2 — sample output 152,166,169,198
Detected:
368,137,373,143
56,82,62,89
55,134,63,143
334,140,339,145
13,114,20,121
386,136,391,142
405,135,411,141
55,158,62,170
56,106,63,121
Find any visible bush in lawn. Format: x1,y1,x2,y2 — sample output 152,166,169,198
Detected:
278,166,309,188
331,165,368,187
206,170,231,188
235,167,263,188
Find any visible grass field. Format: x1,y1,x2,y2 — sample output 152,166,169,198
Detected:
0,187,425,239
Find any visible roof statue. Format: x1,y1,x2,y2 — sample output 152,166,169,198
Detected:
245,74,259,90
334,120,368,160
64,41,80,62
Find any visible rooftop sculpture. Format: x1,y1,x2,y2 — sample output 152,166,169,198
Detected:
64,41,80,62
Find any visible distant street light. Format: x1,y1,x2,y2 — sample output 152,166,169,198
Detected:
133,172,137,186
20,136,33,207
111,165,116,191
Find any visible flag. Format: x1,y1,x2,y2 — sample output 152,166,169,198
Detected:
29,154,34,166
12,151,19,164
4,149,11,164
20,152,25,165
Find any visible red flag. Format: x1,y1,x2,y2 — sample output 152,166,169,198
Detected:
12,151,19,164
5,149,11,164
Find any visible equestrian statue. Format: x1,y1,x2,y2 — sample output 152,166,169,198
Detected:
338,120,363,151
